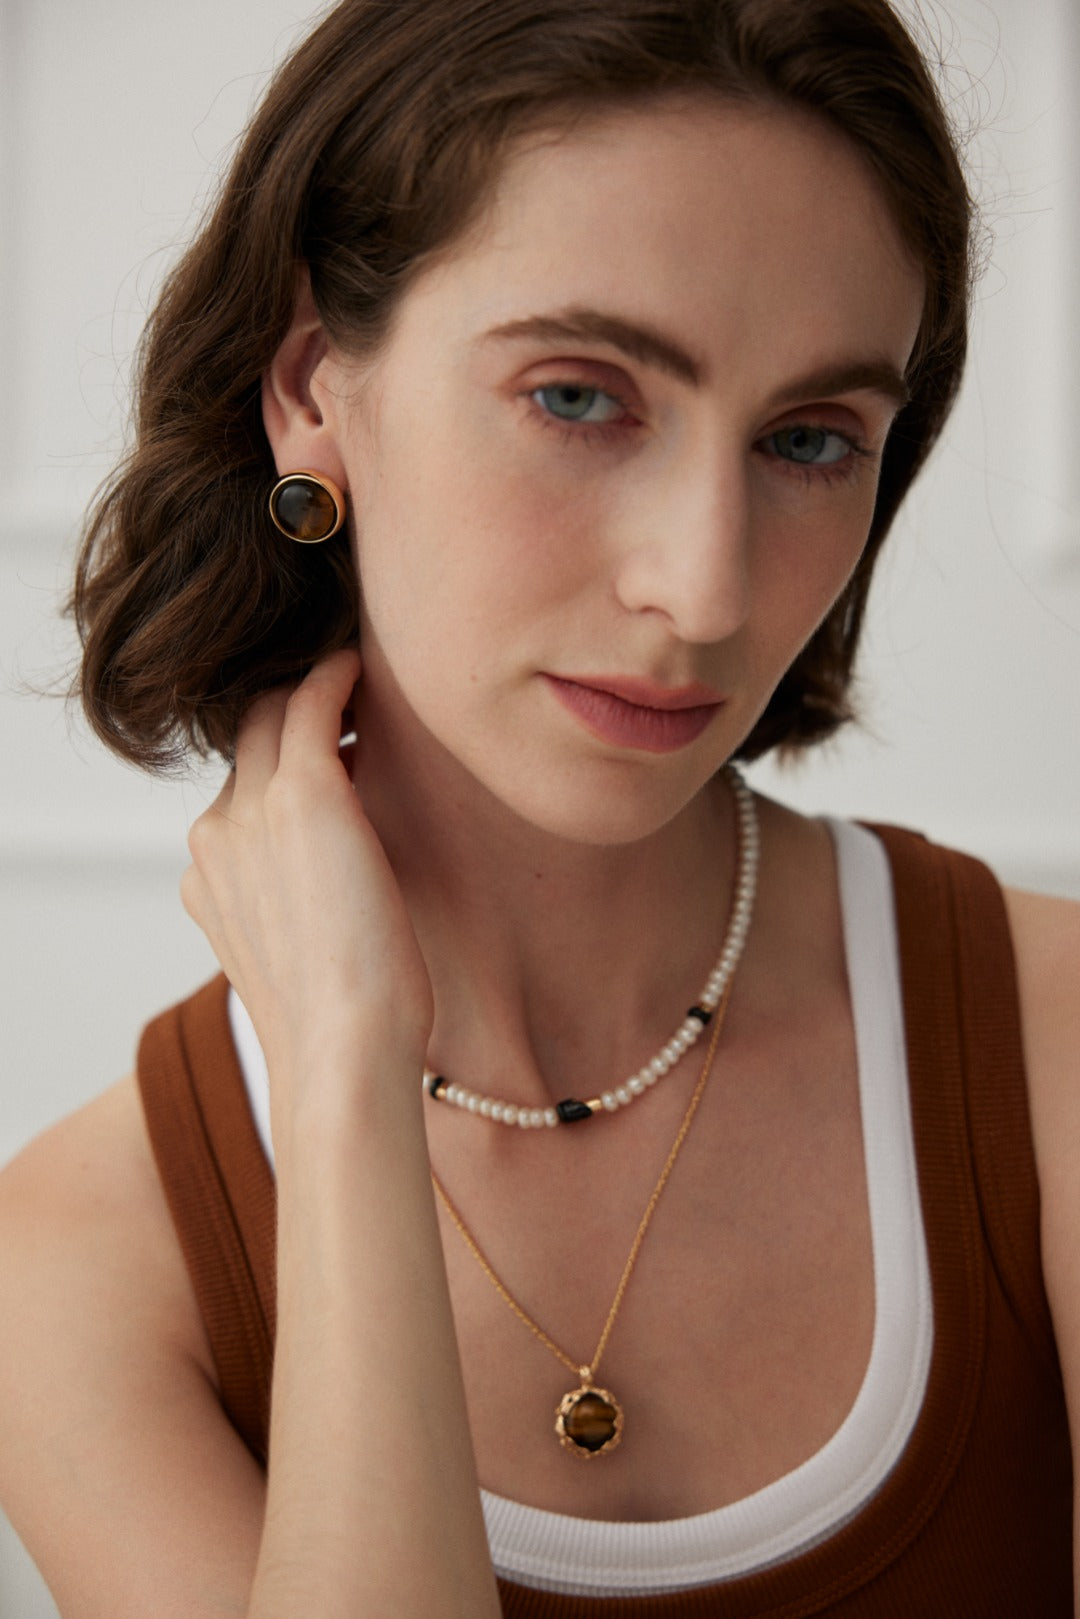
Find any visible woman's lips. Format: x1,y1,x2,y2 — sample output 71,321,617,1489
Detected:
543,674,724,753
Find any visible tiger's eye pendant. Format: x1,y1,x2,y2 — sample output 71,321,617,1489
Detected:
555,1368,624,1458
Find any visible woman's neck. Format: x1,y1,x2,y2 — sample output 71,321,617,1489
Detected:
352,686,740,1110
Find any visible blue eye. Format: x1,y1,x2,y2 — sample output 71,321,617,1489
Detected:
767,426,852,466
532,384,624,425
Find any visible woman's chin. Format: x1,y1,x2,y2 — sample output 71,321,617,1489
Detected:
467,757,730,850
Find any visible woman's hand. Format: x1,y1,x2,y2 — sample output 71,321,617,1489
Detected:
180,649,500,1616
181,648,434,1109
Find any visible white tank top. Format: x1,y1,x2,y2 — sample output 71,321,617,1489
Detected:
228,818,932,1597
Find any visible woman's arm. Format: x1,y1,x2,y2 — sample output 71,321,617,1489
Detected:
252,1038,497,1617
0,650,501,1618
175,650,498,1615
1005,885,1080,1608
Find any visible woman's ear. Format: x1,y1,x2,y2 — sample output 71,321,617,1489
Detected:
262,269,350,488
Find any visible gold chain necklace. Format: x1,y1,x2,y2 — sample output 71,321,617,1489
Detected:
431,985,729,1458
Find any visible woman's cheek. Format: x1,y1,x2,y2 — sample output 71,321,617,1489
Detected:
459,456,606,589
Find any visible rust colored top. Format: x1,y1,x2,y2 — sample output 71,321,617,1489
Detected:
136,827,1073,1615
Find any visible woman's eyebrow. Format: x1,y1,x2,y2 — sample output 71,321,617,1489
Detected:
476,306,704,387
767,361,911,413
476,306,911,411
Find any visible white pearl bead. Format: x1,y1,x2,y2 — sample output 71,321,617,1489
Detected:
420,767,757,1136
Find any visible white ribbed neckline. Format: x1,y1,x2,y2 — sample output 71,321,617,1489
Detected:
228,817,932,1597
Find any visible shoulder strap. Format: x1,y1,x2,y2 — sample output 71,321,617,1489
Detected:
867,825,1057,1365
136,974,277,1463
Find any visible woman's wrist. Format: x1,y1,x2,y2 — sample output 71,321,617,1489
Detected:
268,1033,428,1172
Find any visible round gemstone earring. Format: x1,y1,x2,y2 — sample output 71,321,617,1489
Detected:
268,469,346,543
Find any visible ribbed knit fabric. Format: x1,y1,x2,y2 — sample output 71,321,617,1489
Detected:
136,826,1073,1614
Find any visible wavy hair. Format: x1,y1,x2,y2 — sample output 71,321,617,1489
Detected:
71,0,976,770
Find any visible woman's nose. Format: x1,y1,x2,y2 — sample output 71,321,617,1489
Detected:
612,457,752,645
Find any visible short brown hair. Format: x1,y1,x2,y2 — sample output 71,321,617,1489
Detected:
71,0,975,771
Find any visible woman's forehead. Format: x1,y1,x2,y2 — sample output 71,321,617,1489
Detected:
388,97,925,391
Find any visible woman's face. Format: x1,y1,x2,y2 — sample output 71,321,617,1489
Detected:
289,97,924,844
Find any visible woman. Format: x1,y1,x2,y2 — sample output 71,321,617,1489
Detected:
0,0,1076,1613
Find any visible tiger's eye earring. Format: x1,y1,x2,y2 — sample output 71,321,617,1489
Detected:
268,470,346,543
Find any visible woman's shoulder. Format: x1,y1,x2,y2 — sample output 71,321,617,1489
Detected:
1,1075,154,1240
1002,883,1080,1129
0,1078,266,1613
0,1077,220,1438
1001,887,1080,1447
0,1073,217,1382
1003,882,1080,963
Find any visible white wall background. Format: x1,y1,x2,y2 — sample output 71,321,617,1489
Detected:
1,0,1077,1611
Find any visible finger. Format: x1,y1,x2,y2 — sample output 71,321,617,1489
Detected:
188,770,236,835
185,778,234,880
209,769,237,819
179,862,238,985
179,859,219,941
279,647,362,768
234,685,292,788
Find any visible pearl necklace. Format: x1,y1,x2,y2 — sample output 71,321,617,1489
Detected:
423,764,757,1128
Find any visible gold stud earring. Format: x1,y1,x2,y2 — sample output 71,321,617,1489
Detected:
268,469,346,543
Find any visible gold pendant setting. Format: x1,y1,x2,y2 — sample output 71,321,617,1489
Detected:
555,1370,624,1458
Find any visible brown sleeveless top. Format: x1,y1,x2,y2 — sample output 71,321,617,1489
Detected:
136,827,1073,1615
